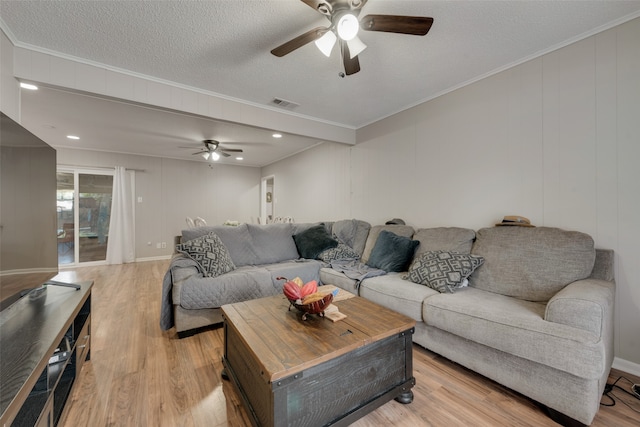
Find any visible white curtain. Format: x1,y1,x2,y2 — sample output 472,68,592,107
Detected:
106,166,135,264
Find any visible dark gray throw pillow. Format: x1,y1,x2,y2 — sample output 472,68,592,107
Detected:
293,224,338,259
176,232,236,277
366,230,419,272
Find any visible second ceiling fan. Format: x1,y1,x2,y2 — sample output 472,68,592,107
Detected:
191,139,243,161
271,0,434,76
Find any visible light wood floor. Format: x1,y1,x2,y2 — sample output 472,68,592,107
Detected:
56,260,640,426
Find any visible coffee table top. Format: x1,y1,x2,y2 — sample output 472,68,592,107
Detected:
222,288,415,383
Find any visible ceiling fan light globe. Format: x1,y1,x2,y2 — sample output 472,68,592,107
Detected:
315,30,337,57
202,152,210,160
337,14,359,41
347,36,367,58
211,152,220,161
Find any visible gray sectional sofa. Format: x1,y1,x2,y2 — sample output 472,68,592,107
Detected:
160,219,615,425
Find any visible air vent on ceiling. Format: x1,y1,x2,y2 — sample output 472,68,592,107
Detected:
271,97,300,109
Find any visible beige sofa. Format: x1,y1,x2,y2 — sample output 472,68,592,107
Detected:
321,224,614,426
161,220,614,425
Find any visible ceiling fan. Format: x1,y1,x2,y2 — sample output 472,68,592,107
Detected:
271,0,434,76
188,139,243,161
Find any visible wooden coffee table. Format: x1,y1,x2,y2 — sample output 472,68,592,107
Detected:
221,287,416,427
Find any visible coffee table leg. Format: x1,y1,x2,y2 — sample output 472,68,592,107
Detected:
395,390,414,404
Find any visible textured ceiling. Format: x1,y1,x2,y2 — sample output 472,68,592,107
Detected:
2,1,640,166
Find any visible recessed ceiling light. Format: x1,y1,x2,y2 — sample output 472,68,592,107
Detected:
235,157,243,161
272,133,282,139
20,82,38,90
66,135,80,140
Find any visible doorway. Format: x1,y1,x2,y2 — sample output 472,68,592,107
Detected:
260,175,274,224
57,169,114,265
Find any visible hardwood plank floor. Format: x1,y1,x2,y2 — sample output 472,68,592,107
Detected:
56,260,640,426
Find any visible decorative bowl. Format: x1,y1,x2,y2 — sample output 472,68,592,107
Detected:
288,293,334,321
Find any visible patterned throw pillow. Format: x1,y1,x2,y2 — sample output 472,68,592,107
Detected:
176,232,236,278
318,242,360,262
407,251,484,293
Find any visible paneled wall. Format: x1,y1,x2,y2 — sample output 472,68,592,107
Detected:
57,148,261,259
263,18,640,367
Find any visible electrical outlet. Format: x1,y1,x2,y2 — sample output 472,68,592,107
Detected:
161,242,167,249
156,243,161,249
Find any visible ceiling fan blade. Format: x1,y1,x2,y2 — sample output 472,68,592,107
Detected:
220,151,231,158
300,0,326,12
341,41,360,76
221,148,243,153
360,15,434,36
271,27,328,57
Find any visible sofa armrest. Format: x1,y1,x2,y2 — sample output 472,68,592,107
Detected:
545,279,615,336
170,257,204,305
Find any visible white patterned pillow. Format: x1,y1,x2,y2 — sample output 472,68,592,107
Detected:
318,242,360,262
176,232,235,278
407,251,484,293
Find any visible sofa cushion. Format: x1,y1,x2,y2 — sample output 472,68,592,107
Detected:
407,251,484,293
293,224,338,259
470,227,596,302
423,287,604,379
178,265,276,309
176,232,236,278
181,223,258,267
362,224,415,263
413,227,476,255
318,242,360,262
367,230,419,272
319,267,359,293
359,273,438,322
246,223,300,264
263,259,323,289
331,219,371,256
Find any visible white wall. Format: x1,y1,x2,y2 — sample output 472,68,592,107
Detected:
263,18,640,367
57,148,261,259
262,141,352,223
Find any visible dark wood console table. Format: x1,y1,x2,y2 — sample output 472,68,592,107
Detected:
0,281,92,426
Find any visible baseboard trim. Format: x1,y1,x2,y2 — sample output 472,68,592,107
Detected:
135,255,172,262
613,357,640,377
0,267,58,276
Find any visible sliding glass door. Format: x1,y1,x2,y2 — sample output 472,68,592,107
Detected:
57,169,113,265
56,172,75,264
